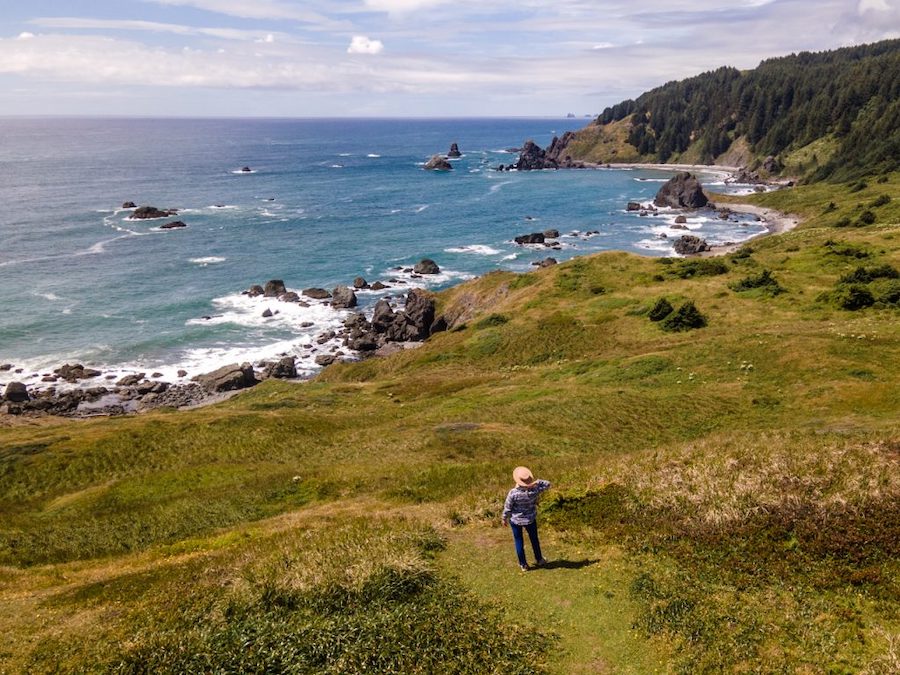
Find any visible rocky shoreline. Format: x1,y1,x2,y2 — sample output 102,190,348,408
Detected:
1,162,798,421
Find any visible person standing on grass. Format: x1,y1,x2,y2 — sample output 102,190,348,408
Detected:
501,466,551,571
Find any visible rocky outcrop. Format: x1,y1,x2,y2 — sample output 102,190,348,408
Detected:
543,229,560,239
762,155,781,174
414,259,440,275
515,232,545,245
371,299,396,333
516,133,584,171
353,276,369,289
264,280,286,297
653,172,709,209
448,143,461,158
673,235,710,255
122,201,136,209
260,356,297,380
132,206,178,219
425,155,453,171
516,140,555,171
192,363,257,392
280,291,300,303
303,288,331,300
246,284,264,297
331,285,358,309
535,257,558,267
159,220,187,229
401,289,436,341
674,215,688,224
627,202,642,211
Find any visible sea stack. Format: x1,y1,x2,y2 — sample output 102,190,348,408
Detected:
448,143,461,158
653,172,709,209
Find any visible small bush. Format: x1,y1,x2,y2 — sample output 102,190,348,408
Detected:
669,259,728,279
858,210,877,226
730,269,785,295
823,240,870,259
823,202,837,213
849,180,868,193
834,217,852,228
661,301,707,332
474,313,509,329
839,265,899,285
873,279,900,305
648,298,674,322
833,284,875,311
870,194,891,208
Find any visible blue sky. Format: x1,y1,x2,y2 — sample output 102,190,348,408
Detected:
1,0,897,117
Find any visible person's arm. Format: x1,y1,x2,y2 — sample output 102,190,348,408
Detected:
501,491,514,525
534,479,551,494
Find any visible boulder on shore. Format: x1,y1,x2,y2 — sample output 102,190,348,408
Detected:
247,284,265,297
674,215,688,224
414,258,440,275
424,155,453,171
626,202,642,211
261,356,297,379
4,382,29,403
331,285,358,309
132,206,178,220
653,172,709,209
353,276,369,289
447,143,461,158
673,235,710,255
192,363,257,392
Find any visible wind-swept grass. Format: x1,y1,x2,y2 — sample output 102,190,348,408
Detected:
0,173,898,672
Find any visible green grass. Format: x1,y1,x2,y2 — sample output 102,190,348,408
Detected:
1,173,899,672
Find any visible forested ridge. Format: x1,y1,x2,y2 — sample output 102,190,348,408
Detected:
591,39,900,180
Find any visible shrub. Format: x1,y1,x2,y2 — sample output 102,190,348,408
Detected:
839,265,899,285
870,194,891,208
669,259,728,279
858,210,877,225
872,279,900,306
648,298,674,322
834,217,852,228
730,269,785,295
849,180,868,193
661,301,707,331
833,284,875,311
474,313,509,329
823,202,837,213
823,240,870,259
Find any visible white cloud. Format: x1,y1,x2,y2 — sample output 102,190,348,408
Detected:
30,17,284,42
363,0,454,12
17,32,36,40
858,0,891,12
347,35,384,55
142,0,346,27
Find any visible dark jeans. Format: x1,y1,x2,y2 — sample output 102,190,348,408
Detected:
510,520,543,566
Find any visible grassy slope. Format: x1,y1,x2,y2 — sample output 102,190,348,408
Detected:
1,177,899,672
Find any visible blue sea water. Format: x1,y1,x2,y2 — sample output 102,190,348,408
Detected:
0,117,764,384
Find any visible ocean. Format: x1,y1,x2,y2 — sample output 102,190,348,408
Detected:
0,117,765,386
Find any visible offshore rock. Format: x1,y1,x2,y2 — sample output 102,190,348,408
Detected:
448,142,462,158
424,154,453,171
414,258,440,275
653,172,709,209
264,280,287,297
132,206,178,219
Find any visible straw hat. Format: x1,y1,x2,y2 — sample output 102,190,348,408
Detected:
513,466,535,487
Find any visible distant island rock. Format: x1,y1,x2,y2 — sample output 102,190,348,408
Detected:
159,220,187,229
425,155,453,171
132,206,179,220
447,143,461,158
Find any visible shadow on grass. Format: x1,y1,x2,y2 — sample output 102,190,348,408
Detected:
535,558,599,571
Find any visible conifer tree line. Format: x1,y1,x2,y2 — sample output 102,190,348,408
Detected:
596,40,900,180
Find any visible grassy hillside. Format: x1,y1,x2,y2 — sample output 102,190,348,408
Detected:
571,40,900,181
1,176,899,673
